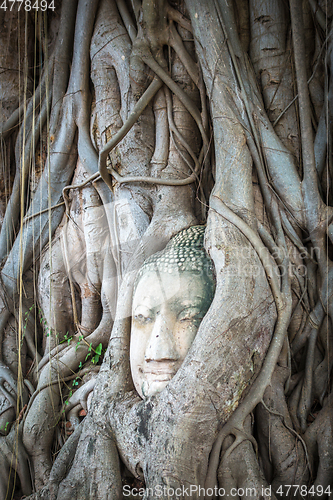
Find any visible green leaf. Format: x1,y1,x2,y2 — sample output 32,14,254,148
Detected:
95,343,102,355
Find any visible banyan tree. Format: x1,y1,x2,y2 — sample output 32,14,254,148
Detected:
0,0,332,498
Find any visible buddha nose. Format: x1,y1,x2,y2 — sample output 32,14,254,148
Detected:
144,314,179,362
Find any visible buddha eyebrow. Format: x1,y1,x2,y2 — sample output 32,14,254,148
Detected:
133,305,153,314
178,296,205,304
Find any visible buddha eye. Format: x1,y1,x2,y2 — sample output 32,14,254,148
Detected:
178,308,203,323
134,312,152,325
133,305,154,325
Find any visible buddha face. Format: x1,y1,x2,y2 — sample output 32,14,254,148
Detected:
130,269,212,398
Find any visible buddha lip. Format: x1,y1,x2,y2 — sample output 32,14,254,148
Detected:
143,369,176,382
144,369,175,376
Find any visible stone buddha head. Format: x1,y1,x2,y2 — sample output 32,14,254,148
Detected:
130,226,215,398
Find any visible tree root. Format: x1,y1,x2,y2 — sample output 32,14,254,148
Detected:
99,76,163,189
304,394,333,497
48,422,84,497
259,398,311,482
62,377,96,427
218,438,276,500
291,302,324,354
62,173,101,216
298,325,320,432
141,48,209,148
50,0,78,135
290,0,326,233
0,362,29,435
115,0,137,43
205,196,292,496
0,75,52,262
0,425,33,498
